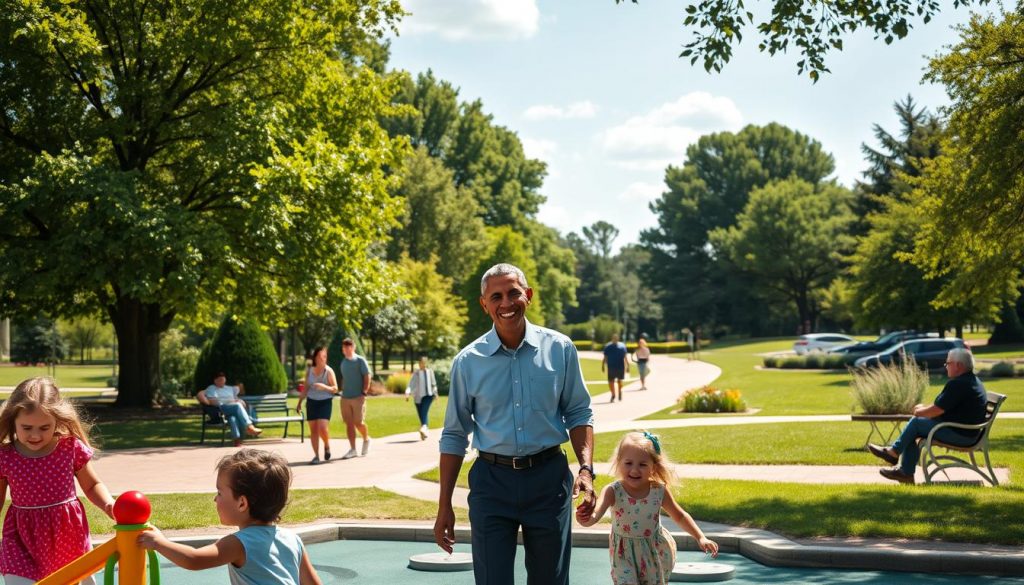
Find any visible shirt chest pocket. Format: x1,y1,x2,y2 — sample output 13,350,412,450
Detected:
529,374,559,412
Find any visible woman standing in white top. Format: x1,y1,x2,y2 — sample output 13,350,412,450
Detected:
633,337,652,391
404,356,437,440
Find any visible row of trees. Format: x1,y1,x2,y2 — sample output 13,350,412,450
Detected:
4,3,1021,407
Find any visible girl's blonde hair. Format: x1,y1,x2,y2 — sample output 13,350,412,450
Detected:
0,377,94,449
609,430,675,487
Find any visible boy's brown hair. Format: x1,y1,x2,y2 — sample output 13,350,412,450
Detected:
217,449,291,522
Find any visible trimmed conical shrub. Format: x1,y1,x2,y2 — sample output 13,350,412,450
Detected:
193,316,287,396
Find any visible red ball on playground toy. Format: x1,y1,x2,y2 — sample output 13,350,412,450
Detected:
113,491,151,525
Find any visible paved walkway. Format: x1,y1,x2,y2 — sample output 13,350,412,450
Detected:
91,352,1013,501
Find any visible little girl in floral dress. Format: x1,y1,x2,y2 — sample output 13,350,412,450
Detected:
0,377,115,585
577,430,718,585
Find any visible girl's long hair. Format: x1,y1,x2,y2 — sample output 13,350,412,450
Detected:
0,377,94,448
609,430,675,488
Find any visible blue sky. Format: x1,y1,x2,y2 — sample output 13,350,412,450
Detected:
388,1,979,250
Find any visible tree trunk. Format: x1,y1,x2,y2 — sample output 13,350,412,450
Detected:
109,297,173,408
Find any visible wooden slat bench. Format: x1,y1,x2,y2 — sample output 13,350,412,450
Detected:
200,393,305,445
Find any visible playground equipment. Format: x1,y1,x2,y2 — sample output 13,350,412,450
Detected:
38,491,160,585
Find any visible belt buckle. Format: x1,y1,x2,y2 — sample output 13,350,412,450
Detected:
512,456,529,470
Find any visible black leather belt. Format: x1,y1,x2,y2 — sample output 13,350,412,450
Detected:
477,445,562,470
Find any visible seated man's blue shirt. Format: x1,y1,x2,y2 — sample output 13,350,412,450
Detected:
934,372,988,436
440,320,594,457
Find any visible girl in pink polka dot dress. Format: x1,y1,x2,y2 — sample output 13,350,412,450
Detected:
0,377,116,585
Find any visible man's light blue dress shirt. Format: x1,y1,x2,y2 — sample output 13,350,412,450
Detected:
440,320,594,457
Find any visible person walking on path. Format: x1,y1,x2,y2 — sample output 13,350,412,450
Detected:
405,356,438,441
338,339,372,459
198,372,262,447
434,263,596,585
633,337,652,391
577,430,718,585
602,333,630,402
296,346,339,465
868,348,989,483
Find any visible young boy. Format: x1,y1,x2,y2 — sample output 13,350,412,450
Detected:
138,449,321,585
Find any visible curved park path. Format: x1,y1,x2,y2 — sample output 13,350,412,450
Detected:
92,352,1013,501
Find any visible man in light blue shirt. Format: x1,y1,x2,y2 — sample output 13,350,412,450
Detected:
435,263,595,585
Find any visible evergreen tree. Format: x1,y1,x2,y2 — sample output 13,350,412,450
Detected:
193,317,287,396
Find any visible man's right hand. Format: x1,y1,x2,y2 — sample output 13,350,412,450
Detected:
434,505,456,553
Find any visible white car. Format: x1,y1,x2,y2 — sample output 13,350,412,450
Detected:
793,333,857,355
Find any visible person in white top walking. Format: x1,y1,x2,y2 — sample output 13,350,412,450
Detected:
405,356,438,440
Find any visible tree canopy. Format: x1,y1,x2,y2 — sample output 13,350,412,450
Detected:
617,0,986,79
0,0,405,406
909,11,1024,319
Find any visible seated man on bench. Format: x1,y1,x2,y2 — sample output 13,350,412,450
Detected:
197,372,262,447
867,348,988,483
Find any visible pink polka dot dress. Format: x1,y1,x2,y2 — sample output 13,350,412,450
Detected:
0,435,93,581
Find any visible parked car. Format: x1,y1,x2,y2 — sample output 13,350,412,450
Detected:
828,330,938,355
793,333,857,355
853,338,968,369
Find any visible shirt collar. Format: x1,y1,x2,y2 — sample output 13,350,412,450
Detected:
483,319,540,355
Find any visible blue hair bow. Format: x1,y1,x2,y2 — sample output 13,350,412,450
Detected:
643,431,661,455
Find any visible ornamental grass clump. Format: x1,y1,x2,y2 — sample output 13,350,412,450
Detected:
850,360,927,414
679,385,747,413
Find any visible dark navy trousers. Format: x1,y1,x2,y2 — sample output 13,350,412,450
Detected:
468,451,573,585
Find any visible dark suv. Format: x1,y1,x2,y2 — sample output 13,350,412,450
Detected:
853,338,968,369
829,330,937,355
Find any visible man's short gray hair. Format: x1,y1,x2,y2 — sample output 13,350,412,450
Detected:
480,263,529,295
947,347,974,371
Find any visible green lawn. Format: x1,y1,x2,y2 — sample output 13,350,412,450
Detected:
7,487,469,537
0,364,114,387
639,338,1024,419
93,394,450,450
974,343,1024,359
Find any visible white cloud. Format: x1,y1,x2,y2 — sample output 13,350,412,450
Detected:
537,204,601,235
400,0,539,41
619,181,664,203
520,137,558,162
523,100,599,120
599,92,743,170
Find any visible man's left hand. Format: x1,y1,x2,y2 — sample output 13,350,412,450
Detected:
573,471,596,516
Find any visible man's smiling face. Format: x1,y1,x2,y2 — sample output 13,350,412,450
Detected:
479,273,533,346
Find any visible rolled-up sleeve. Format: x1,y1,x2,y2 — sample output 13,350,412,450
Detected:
439,356,474,455
560,342,594,430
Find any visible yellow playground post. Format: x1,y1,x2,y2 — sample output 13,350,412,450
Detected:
37,491,160,585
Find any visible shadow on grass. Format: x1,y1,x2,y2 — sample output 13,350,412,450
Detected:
690,487,1024,545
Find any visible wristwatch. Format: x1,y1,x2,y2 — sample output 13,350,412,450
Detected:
578,464,595,478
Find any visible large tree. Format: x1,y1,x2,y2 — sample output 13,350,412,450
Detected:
386,146,486,285
910,11,1024,321
709,178,854,331
617,0,986,79
642,123,835,332
397,255,467,356
0,1,405,406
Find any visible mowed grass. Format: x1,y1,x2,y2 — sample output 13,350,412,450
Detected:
641,338,1024,418
20,487,468,536
92,394,449,450
0,364,113,388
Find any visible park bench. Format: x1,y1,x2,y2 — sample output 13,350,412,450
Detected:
199,393,305,446
920,391,1006,486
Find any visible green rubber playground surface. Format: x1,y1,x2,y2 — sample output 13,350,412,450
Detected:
96,539,1021,584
